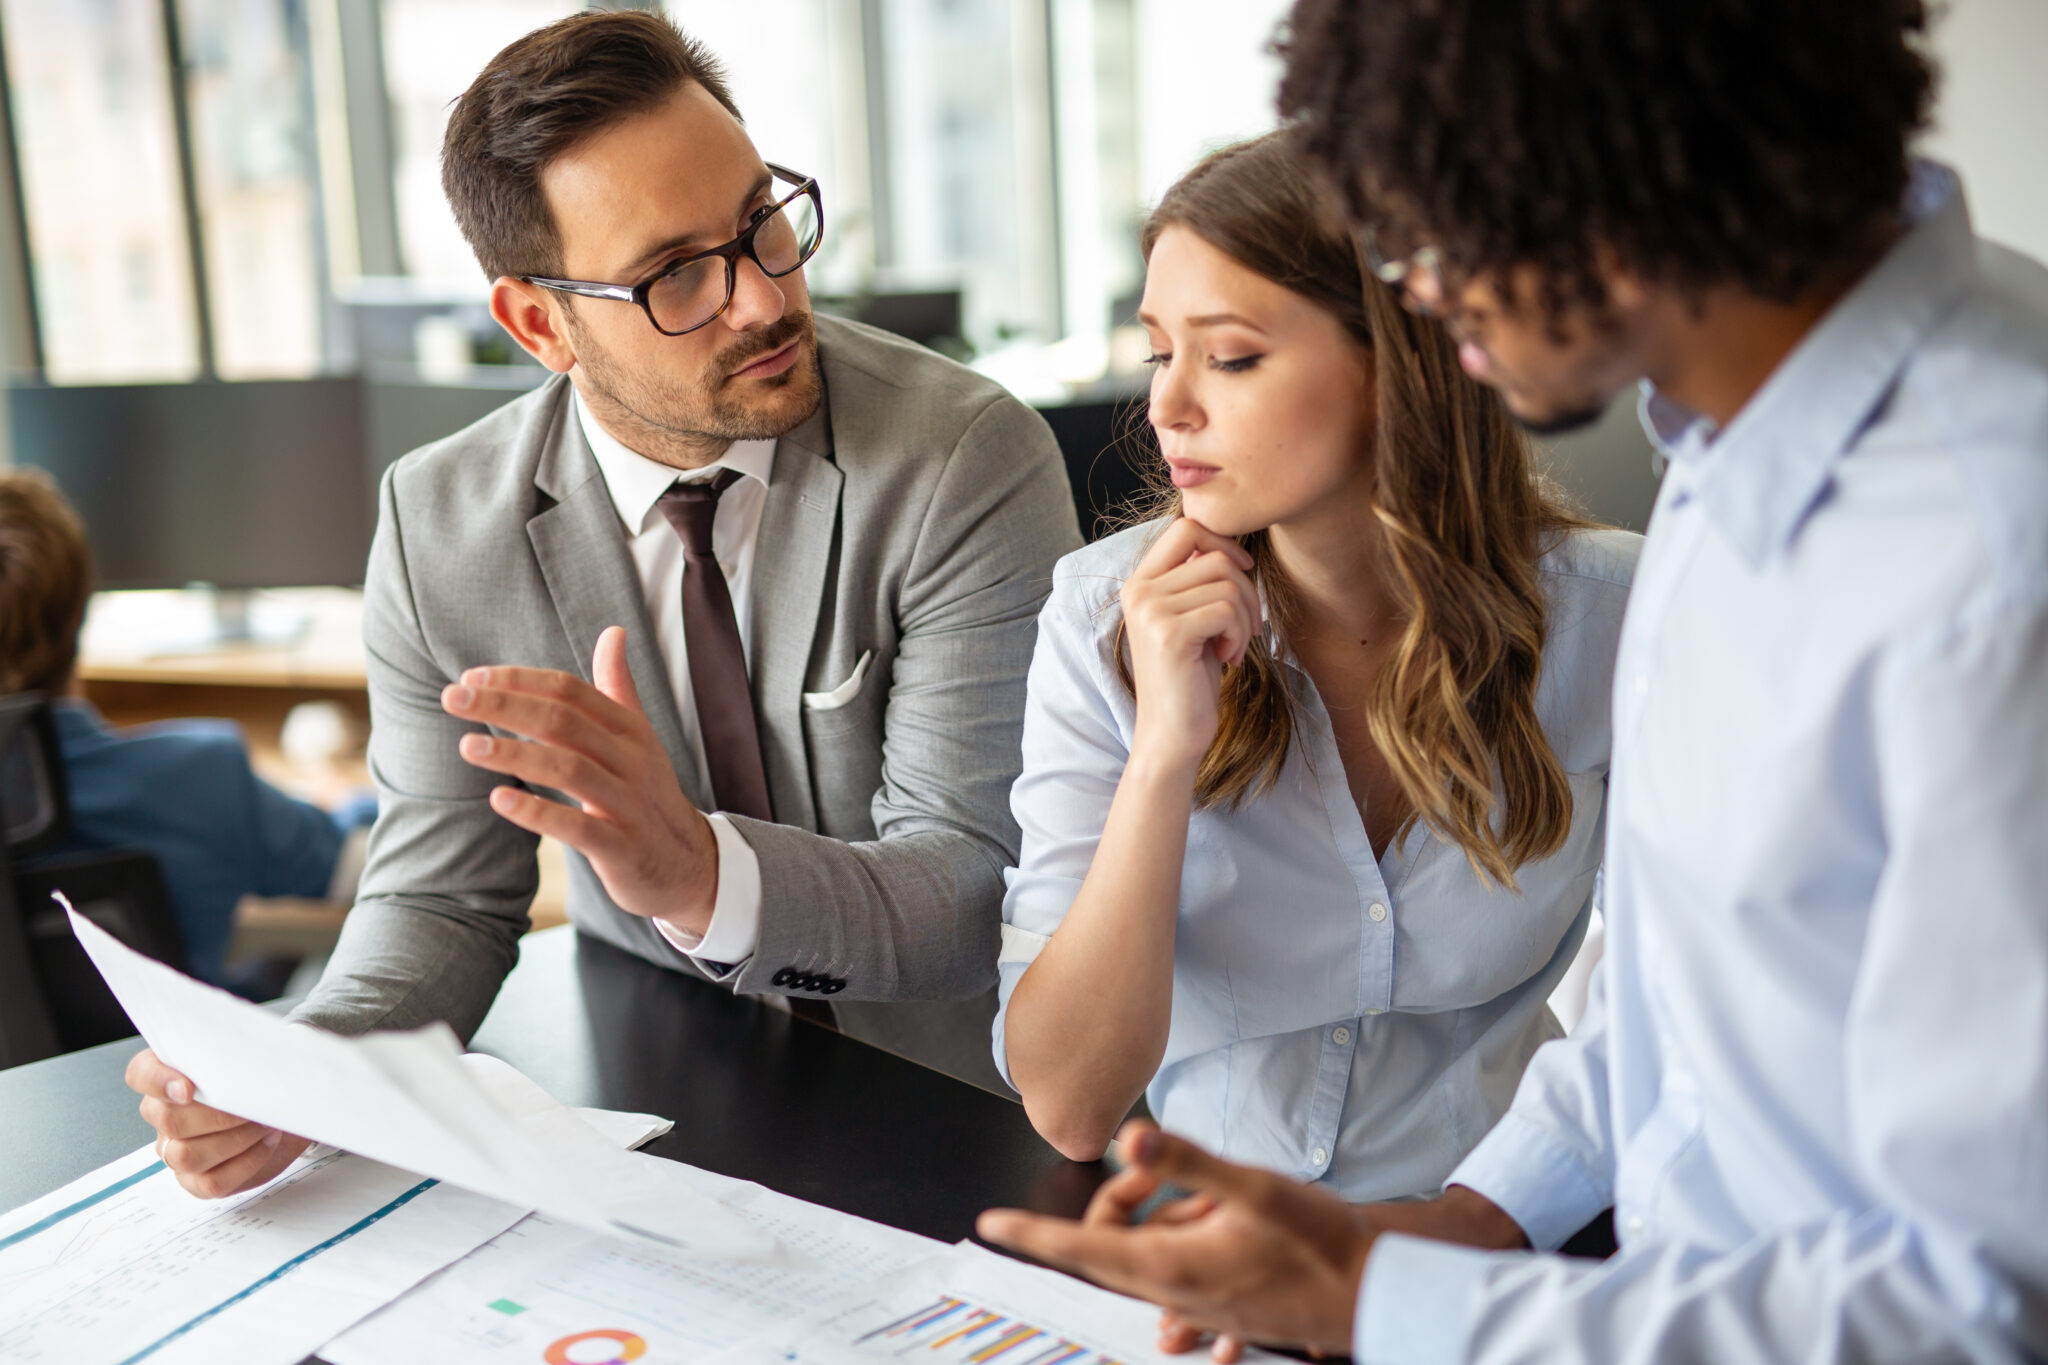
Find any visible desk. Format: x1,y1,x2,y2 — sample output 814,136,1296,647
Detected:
0,925,1099,1244
72,587,572,936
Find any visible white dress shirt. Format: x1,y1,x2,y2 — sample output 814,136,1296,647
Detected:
1358,164,2048,1362
573,391,772,966
995,521,1640,1198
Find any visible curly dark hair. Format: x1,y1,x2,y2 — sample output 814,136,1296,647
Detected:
1277,0,1937,312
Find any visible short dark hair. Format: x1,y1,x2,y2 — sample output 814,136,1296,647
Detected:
0,467,92,696
442,9,743,281
1277,0,1937,312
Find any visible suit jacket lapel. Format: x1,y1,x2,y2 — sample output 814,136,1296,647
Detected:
525,384,698,801
751,390,842,834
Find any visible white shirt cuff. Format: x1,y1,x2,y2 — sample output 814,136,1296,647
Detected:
1355,1233,1499,1365
650,813,763,967
1446,1111,1611,1253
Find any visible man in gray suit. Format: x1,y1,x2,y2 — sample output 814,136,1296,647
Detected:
127,9,1079,1198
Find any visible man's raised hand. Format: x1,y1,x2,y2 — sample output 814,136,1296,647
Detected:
443,625,720,935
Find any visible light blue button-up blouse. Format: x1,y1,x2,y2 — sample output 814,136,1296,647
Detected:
1357,164,2048,1364
993,521,1641,1200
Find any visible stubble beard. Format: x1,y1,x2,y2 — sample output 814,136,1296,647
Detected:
570,306,823,469
1510,401,1611,438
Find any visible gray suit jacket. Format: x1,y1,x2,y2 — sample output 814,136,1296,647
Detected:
292,316,1081,1045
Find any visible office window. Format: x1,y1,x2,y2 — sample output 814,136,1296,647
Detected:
874,0,1058,346
666,0,874,296
380,0,576,285
1131,0,1290,205
177,0,328,378
0,0,203,382
1050,0,1141,337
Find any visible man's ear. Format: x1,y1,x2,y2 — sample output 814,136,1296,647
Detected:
1591,242,1652,315
491,277,578,374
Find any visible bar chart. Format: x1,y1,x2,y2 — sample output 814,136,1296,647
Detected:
853,1295,1125,1365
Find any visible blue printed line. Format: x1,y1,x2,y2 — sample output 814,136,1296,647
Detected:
0,1161,166,1254
116,1176,440,1365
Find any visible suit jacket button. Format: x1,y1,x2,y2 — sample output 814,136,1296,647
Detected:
771,967,795,987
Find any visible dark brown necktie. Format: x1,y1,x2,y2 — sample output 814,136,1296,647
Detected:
656,470,773,821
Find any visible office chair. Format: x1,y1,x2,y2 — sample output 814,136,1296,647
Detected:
0,693,185,1069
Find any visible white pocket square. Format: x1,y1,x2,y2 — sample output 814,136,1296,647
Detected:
802,649,874,711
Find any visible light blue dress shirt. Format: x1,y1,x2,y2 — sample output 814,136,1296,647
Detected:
1359,164,2048,1362
994,521,1640,1199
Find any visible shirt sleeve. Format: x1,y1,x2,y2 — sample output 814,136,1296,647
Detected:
651,813,763,969
1356,592,2048,1363
1441,904,1618,1253
990,575,1129,1091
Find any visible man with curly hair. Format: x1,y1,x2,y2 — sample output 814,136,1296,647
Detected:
980,1,2048,1361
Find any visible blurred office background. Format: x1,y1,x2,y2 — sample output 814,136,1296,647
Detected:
0,0,2037,1002
0,0,2042,591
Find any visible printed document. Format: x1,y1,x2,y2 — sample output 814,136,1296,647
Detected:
0,1062,669,1365
326,1172,941,1365
705,1243,1281,1365
62,904,784,1259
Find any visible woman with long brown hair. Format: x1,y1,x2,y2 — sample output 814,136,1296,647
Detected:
992,132,1640,1199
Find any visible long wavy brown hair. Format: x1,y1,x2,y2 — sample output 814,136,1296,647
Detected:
1118,131,1592,888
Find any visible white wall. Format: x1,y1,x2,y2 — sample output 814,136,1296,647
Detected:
1921,0,2048,265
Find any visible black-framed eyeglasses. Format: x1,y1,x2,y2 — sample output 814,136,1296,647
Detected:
523,163,823,337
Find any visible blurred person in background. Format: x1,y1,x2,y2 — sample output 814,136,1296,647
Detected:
0,466,374,993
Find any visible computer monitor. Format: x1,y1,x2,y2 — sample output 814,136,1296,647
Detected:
8,377,373,592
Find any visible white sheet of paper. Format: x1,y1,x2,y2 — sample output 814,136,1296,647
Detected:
324,1175,943,1365
61,904,783,1261
703,1242,1281,1365
0,1065,671,1365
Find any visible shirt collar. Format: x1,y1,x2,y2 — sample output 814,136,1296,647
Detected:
1638,160,1979,566
573,388,776,535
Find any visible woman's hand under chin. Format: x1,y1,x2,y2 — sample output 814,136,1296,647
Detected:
1120,517,1262,772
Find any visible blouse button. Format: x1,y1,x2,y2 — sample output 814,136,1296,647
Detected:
1332,1026,1352,1046
1367,901,1389,922
1312,1147,1329,1167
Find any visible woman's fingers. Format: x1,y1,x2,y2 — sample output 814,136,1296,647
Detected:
1135,519,1252,583
1146,550,1257,606
1129,551,1263,660
1153,586,1259,667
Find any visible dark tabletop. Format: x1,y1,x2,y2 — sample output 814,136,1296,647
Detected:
0,926,1105,1243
